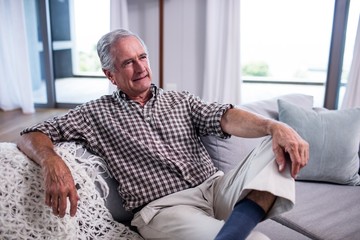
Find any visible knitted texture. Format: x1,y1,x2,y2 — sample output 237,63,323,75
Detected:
0,142,143,240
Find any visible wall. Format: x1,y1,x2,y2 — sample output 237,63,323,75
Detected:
128,0,160,87
128,0,207,97
163,0,206,96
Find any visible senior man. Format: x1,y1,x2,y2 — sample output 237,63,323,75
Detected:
18,29,308,240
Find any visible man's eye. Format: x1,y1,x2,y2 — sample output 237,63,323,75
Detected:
123,61,132,67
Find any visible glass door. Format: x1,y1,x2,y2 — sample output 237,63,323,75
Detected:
50,0,110,105
24,0,52,106
24,0,110,108
240,0,335,107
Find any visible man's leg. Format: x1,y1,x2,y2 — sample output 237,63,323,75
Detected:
132,204,224,240
214,191,275,240
130,169,274,240
132,203,269,240
131,173,225,240
213,137,295,239
246,190,276,213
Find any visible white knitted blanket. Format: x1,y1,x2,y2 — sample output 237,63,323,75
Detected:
0,142,143,240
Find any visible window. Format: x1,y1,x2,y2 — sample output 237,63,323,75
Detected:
25,0,110,107
240,0,335,107
338,0,360,108
72,0,110,76
52,0,110,104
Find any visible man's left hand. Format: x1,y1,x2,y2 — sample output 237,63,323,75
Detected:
270,122,309,178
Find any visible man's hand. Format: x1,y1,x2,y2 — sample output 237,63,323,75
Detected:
17,132,79,218
43,156,79,217
270,122,309,178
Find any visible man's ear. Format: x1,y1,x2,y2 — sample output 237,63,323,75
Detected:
103,69,116,85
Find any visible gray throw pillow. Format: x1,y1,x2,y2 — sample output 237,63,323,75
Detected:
278,99,360,185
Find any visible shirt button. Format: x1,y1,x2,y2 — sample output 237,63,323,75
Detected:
145,117,151,122
184,175,191,181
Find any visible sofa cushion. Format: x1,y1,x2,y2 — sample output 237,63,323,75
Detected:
273,181,360,239
94,175,134,223
278,100,360,185
201,94,314,173
254,219,311,240
75,147,134,223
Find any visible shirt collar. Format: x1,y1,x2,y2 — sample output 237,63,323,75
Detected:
112,84,163,105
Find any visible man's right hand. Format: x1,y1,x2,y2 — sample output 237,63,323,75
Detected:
17,132,79,218
42,156,79,217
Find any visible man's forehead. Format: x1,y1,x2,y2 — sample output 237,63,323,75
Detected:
116,36,143,49
112,36,146,57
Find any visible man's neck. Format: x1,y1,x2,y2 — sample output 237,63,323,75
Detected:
130,89,152,106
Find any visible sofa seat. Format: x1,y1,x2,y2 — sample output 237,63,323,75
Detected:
256,181,360,240
255,218,312,240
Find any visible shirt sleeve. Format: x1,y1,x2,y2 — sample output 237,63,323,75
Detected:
20,105,96,145
187,93,233,138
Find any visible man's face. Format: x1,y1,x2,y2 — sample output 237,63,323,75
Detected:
104,36,152,99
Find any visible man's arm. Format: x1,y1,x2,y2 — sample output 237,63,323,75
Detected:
220,108,309,178
17,132,79,217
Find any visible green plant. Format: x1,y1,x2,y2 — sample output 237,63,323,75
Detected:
242,61,269,77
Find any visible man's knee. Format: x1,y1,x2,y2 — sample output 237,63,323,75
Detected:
134,205,224,240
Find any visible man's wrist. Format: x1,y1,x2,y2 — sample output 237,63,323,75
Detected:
266,120,280,136
40,153,62,168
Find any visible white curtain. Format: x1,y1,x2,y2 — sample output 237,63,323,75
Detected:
108,0,129,93
202,0,241,104
0,0,35,113
341,16,360,109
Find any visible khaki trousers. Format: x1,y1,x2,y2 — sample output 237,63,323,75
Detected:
131,137,295,240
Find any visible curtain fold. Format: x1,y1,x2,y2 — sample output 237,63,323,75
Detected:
0,0,35,113
202,0,241,104
110,0,129,30
341,16,360,109
108,0,129,93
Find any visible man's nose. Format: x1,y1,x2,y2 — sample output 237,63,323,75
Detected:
134,60,146,72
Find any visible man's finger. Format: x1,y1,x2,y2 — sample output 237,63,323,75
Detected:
51,194,59,216
291,163,300,179
287,149,303,178
303,145,309,166
273,146,286,172
58,194,68,218
45,192,51,207
69,190,79,217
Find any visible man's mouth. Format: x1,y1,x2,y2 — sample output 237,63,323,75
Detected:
133,75,148,81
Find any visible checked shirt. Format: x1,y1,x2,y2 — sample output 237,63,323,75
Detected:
21,85,233,210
